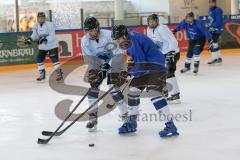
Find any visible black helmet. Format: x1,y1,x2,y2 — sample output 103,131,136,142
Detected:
186,12,195,18
37,12,46,18
147,14,159,24
111,25,128,40
84,17,100,31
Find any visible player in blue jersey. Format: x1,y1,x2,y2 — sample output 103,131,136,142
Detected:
207,0,224,64
173,12,213,74
111,25,179,138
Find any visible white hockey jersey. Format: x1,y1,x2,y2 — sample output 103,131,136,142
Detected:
147,24,180,54
31,21,58,51
81,29,124,72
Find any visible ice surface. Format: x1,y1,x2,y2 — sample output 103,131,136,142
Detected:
0,54,240,160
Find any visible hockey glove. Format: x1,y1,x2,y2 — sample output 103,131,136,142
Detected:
24,38,32,45
100,63,111,72
209,27,217,34
88,69,103,88
96,51,113,63
115,71,129,87
208,40,214,50
166,51,176,64
38,37,48,45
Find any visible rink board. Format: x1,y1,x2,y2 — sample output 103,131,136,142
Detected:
0,21,239,67
0,49,239,72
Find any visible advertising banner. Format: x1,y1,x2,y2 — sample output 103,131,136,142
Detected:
0,33,37,66
0,20,239,66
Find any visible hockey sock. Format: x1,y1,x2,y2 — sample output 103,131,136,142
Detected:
50,55,61,70
37,57,45,71
167,77,180,96
151,96,173,122
128,87,141,116
110,86,128,116
211,51,219,60
87,88,99,113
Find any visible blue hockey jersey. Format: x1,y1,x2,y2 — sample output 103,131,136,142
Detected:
126,30,166,77
208,6,224,34
175,19,212,41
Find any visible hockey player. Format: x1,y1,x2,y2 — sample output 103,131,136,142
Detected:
81,17,127,131
147,14,181,103
173,12,213,74
207,0,224,64
25,12,63,81
111,25,179,138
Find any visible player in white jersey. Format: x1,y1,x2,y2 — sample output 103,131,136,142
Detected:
147,14,181,103
81,17,127,131
25,12,63,81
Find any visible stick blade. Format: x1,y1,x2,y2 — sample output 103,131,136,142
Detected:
42,131,54,136
37,138,49,144
42,130,62,136
106,104,114,109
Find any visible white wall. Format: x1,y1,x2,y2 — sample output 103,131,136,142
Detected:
231,0,240,14
0,0,15,5
9,0,169,13
129,0,169,13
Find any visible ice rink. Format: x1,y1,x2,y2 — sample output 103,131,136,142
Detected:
0,53,240,160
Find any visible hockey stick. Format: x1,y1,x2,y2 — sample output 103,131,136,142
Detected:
37,85,116,144
40,47,118,137
42,76,131,137
41,88,91,136
38,77,132,144
41,69,109,136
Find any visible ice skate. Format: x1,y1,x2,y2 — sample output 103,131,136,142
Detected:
180,67,190,73
167,93,181,104
118,115,137,134
86,112,98,132
208,59,218,65
36,69,46,81
180,63,191,74
159,121,179,138
56,68,63,82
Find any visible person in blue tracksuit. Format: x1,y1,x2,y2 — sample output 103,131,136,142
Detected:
173,12,213,74
207,0,224,64
111,25,179,138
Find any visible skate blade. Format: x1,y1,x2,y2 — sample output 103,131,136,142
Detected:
88,125,97,132
167,99,181,104
193,72,198,76
36,79,46,83
208,63,216,65
180,71,190,74
56,79,64,83
180,69,191,74
159,132,179,138
118,129,137,135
